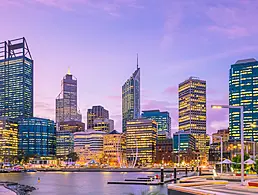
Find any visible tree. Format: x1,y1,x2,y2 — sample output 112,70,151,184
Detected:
232,153,250,171
67,152,79,162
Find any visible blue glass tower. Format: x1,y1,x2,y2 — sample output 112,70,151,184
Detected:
142,110,171,138
18,117,56,157
0,38,33,119
229,58,258,141
122,55,140,132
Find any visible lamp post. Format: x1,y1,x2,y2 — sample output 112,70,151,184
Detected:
211,104,244,185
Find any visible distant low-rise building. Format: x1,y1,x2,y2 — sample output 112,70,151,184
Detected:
93,118,114,133
58,121,85,133
56,130,74,157
103,130,126,167
173,131,196,165
212,129,229,144
0,117,18,162
73,130,106,164
156,138,173,165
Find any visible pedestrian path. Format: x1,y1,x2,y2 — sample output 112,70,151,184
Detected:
195,184,258,195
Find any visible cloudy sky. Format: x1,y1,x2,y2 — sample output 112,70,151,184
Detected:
1,0,257,134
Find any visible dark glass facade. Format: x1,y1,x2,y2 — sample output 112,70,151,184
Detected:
0,38,33,119
18,117,56,157
229,58,258,141
142,110,171,138
122,66,140,132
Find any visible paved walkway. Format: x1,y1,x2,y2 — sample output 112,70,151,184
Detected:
194,184,258,195
0,185,16,195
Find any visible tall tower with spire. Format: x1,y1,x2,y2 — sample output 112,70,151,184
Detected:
122,55,140,132
56,68,82,124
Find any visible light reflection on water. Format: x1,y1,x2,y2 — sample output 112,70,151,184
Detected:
0,172,168,195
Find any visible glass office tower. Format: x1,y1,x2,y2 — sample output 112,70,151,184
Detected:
142,110,171,138
18,117,56,157
179,77,208,164
56,70,82,123
122,56,140,132
0,38,33,119
229,58,258,141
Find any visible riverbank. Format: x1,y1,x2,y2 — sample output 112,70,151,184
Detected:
0,182,36,195
36,167,192,173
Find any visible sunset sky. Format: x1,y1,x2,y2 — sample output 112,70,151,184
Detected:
1,0,258,134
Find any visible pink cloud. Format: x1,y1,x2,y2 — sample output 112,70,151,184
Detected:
29,0,142,16
206,1,258,38
163,86,177,95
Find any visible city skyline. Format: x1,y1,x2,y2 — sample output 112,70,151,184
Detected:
2,0,258,134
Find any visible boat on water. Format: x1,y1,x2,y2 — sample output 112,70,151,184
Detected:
25,169,37,172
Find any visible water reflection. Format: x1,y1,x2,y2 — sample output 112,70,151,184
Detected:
0,172,167,195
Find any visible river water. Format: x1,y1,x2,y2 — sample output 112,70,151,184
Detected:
0,172,168,195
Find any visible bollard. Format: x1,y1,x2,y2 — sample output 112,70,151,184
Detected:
192,166,194,172
196,166,199,172
160,167,164,183
199,167,202,176
185,167,188,177
173,168,177,183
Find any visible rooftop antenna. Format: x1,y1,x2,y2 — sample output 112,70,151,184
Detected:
137,53,139,69
67,67,71,75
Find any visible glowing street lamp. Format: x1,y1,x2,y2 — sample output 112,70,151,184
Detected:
211,104,244,185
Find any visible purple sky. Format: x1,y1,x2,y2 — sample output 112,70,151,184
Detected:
1,0,258,134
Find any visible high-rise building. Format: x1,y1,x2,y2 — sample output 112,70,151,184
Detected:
179,77,206,133
0,38,33,119
126,119,157,165
103,130,126,167
73,130,106,163
0,117,18,161
229,58,258,141
142,110,171,138
179,77,208,163
56,130,74,157
87,106,109,129
56,70,82,124
93,118,114,133
18,117,56,157
122,56,140,132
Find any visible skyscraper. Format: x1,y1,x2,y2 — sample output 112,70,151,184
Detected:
122,55,140,132
87,106,109,129
179,77,208,164
56,69,82,124
179,77,206,133
0,38,33,119
142,110,171,138
229,58,258,141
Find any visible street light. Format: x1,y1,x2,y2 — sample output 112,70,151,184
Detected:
211,104,244,185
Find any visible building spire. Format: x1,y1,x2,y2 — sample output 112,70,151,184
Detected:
67,67,71,75
137,53,139,69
